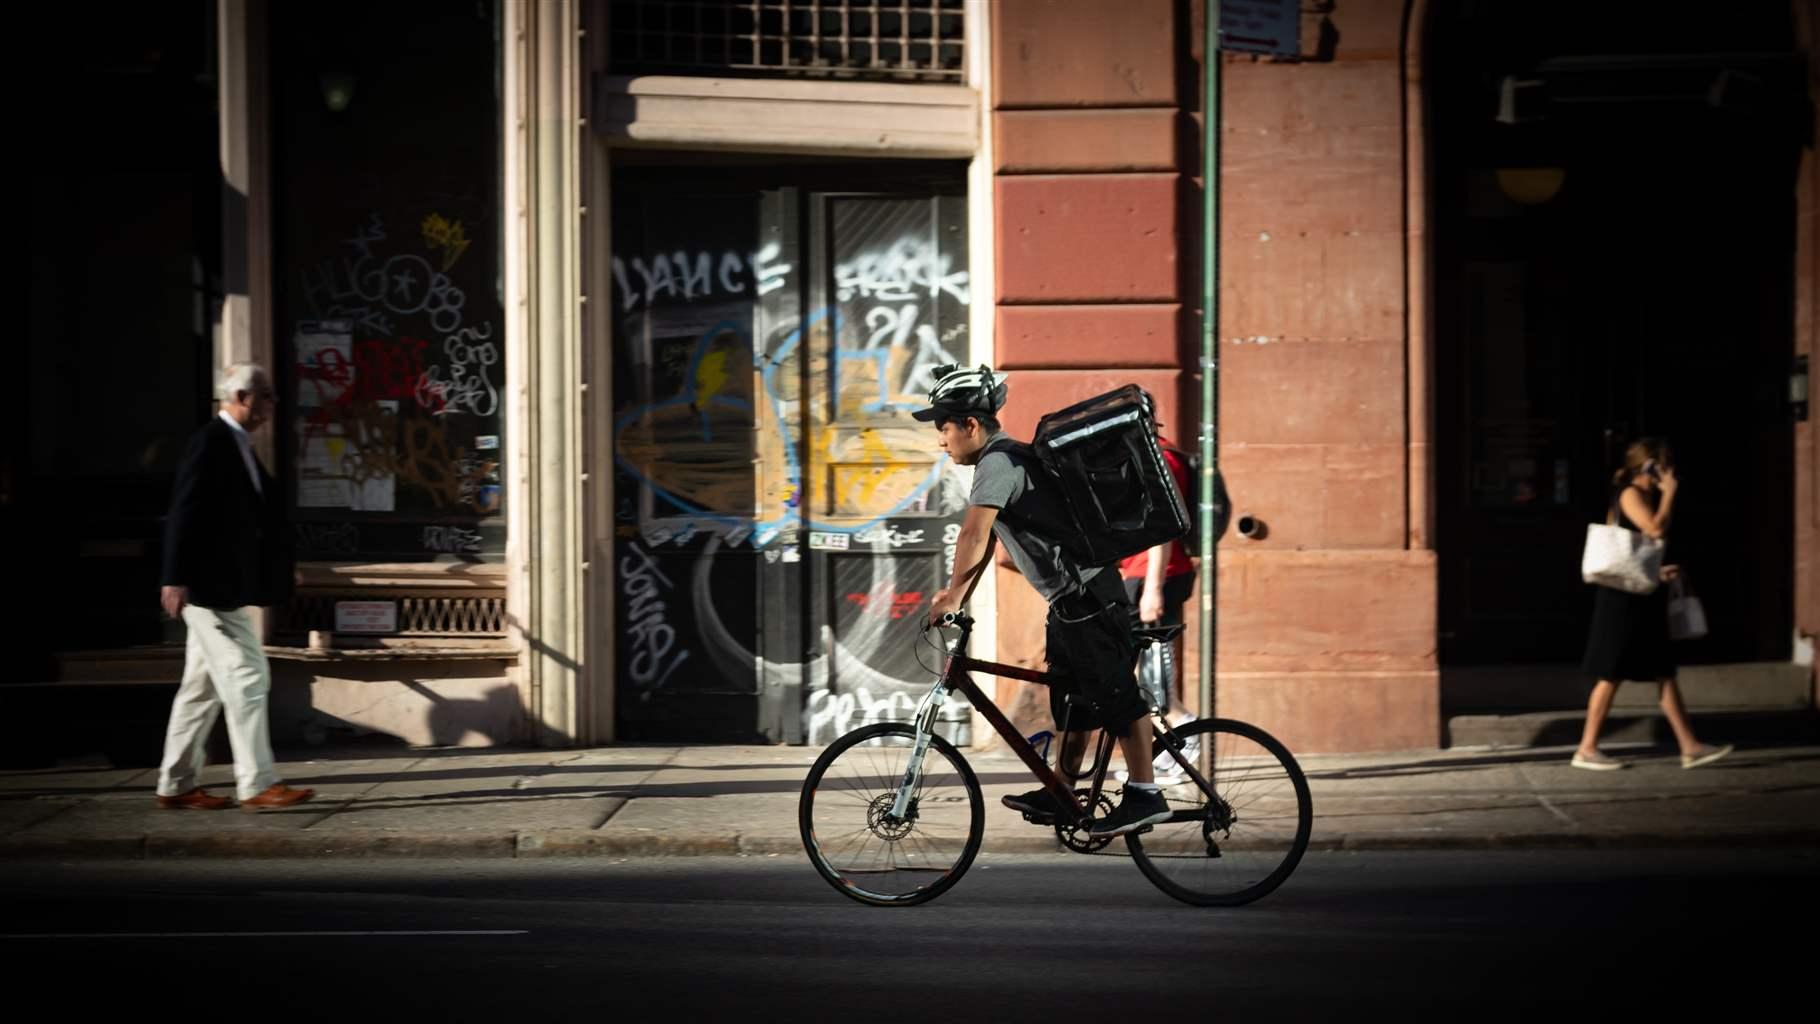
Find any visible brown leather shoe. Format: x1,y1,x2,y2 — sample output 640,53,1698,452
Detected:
239,783,315,812
156,787,232,811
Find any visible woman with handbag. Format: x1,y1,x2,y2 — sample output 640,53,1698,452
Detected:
1574,438,1732,771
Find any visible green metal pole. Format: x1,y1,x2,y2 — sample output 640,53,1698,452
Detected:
1198,1,1221,724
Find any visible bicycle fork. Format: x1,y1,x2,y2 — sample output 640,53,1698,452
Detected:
886,681,951,822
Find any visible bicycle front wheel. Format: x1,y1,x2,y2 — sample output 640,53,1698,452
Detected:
799,722,984,907
1127,718,1313,906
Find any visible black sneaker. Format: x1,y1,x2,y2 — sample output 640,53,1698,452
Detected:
1001,788,1064,824
1088,787,1172,836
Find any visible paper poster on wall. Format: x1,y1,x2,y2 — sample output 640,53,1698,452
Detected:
295,320,354,405
295,320,355,508
295,379,399,511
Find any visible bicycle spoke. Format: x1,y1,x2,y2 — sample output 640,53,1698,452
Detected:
801,723,984,905
1126,721,1312,905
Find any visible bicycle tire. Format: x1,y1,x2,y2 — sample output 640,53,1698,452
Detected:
1126,718,1313,907
799,722,985,907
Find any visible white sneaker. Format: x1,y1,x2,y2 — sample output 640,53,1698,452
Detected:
1114,766,1191,786
1681,744,1733,770
1570,750,1625,771
1153,715,1199,774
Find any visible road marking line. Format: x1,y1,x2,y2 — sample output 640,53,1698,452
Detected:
0,930,529,939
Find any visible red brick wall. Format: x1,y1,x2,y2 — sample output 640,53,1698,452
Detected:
988,0,1195,744
988,0,1438,752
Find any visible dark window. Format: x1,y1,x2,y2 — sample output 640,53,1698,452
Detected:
271,1,505,563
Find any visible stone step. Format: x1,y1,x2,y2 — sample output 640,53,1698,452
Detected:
1444,706,1820,750
0,681,188,769
1444,661,1812,712
52,646,184,682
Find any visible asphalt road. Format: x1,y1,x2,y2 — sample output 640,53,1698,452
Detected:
4,849,1812,1020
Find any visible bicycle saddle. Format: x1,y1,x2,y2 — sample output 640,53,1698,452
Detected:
1132,624,1184,647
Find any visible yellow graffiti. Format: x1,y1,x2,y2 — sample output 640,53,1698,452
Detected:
694,348,731,407
822,427,933,517
617,338,760,516
616,320,939,525
422,213,471,272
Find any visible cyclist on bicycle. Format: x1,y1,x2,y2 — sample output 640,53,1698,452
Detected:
919,363,1172,837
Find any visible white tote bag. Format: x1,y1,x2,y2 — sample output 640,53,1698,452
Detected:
1580,522,1664,594
1667,578,1709,640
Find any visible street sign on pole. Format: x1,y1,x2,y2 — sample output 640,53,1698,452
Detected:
1219,0,1300,58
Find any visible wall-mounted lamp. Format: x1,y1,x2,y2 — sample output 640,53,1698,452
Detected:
320,70,357,113
1495,167,1567,205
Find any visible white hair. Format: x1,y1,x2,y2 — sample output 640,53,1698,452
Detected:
217,362,268,401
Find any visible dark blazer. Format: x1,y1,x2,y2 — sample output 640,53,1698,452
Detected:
161,416,295,610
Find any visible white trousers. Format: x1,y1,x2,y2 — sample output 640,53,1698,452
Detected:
156,605,278,801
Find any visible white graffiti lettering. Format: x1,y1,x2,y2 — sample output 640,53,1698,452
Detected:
415,325,499,417
421,525,483,553
835,237,970,306
611,242,795,312
854,524,926,548
299,215,466,335
642,519,755,549
621,541,691,691
805,686,920,743
297,521,359,555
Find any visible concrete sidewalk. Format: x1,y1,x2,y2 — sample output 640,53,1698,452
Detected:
2,739,1816,859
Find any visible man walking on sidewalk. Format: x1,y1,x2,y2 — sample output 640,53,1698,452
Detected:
154,363,313,812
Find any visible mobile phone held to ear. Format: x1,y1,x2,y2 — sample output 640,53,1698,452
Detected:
1644,459,1661,479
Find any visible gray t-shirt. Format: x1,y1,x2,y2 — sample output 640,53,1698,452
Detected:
969,431,1100,603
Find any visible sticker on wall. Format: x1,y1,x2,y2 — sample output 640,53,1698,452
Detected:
808,532,849,551
780,547,801,563
334,600,398,634
475,434,499,450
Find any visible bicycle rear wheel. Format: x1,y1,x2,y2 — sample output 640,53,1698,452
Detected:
1126,718,1312,906
799,722,984,907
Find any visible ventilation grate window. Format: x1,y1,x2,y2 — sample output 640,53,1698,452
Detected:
608,0,965,82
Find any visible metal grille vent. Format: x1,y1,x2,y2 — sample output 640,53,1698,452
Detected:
277,595,508,637
609,0,965,82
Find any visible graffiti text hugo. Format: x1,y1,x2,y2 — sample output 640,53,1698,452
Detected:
621,541,691,692
300,214,467,335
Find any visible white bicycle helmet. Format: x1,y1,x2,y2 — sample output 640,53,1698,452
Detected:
911,363,1009,423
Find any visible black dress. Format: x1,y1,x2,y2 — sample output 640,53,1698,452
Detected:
1580,498,1674,683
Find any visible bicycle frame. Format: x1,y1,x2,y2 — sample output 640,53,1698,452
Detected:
887,615,1213,830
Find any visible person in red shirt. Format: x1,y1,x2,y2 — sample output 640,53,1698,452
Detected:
1117,392,1200,783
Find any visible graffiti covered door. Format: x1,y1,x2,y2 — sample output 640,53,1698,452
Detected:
802,194,972,744
611,177,970,743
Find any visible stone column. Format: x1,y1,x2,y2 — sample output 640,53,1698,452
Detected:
504,0,588,745
218,0,275,643
217,0,274,466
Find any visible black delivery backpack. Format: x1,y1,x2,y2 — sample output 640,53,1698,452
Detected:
1030,384,1191,567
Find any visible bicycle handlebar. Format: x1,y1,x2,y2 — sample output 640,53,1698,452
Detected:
930,611,974,630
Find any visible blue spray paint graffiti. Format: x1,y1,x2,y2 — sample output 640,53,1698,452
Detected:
614,306,948,546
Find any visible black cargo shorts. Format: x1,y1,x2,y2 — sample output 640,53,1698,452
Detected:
1044,570,1145,733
